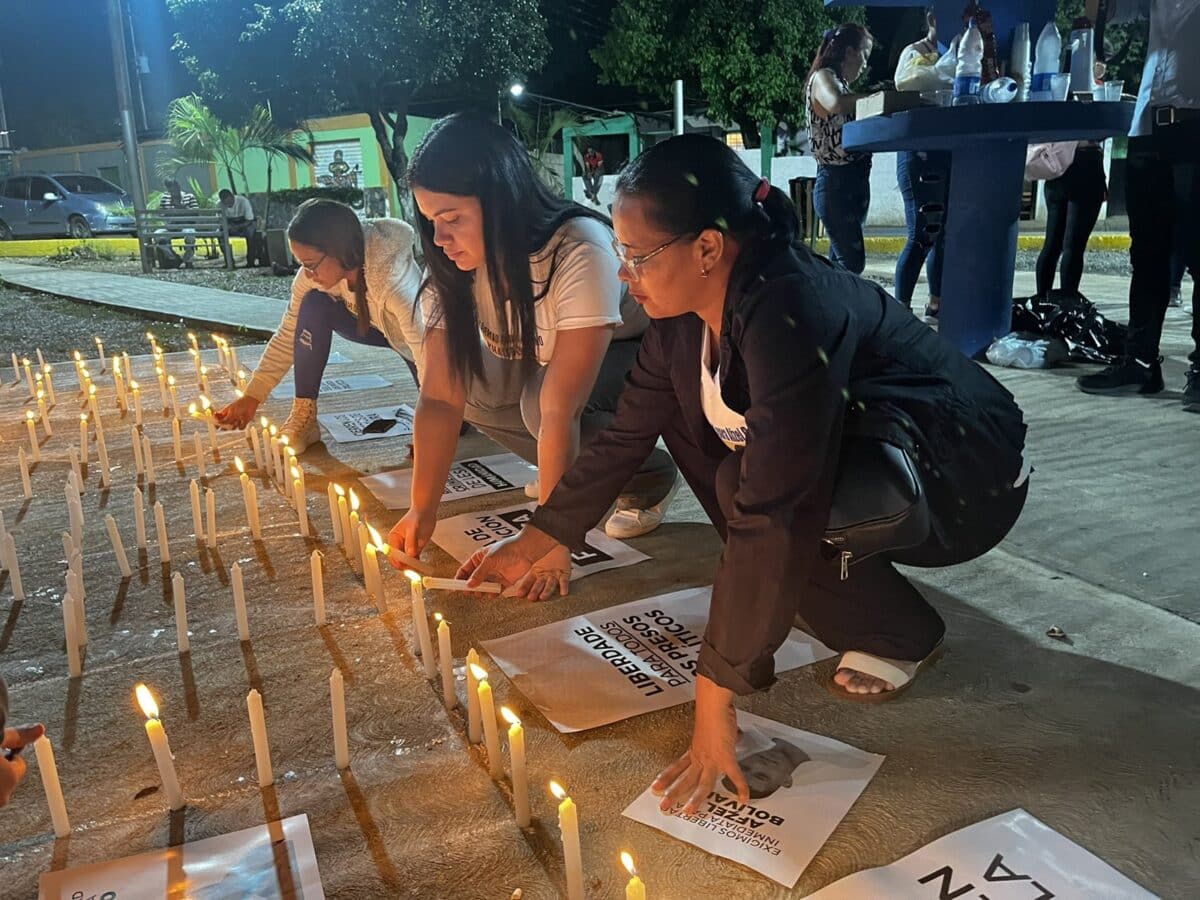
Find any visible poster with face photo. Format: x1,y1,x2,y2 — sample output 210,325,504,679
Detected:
805,808,1156,899
481,587,835,733
316,403,415,443
623,710,883,888
431,502,648,581
361,453,537,509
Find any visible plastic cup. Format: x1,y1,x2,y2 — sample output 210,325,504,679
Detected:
1105,81,1124,101
1050,74,1071,101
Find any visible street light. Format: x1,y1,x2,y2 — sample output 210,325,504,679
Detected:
505,85,616,119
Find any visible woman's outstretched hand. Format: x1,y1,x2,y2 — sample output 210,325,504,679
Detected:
214,395,260,430
650,676,749,815
457,525,572,600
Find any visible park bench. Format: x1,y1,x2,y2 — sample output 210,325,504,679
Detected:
136,208,234,272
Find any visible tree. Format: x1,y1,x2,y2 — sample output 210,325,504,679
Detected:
240,105,314,228
504,103,582,195
160,94,247,193
167,0,550,215
593,0,860,147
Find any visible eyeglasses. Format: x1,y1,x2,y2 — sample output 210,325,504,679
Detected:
299,252,327,276
611,233,694,282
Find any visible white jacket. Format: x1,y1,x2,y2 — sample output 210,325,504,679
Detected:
245,218,423,402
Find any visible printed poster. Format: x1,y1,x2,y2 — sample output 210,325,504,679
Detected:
270,374,391,399
481,586,835,732
361,453,537,509
432,502,647,584
624,710,882,888
317,403,415,443
805,808,1157,899
39,814,323,899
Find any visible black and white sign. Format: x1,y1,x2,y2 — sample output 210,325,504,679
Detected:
623,710,882,888
270,374,391,399
805,808,1156,899
482,587,835,732
317,403,415,443
361,453,537,509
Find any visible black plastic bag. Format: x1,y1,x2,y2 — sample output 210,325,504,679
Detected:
1011,290,1126,364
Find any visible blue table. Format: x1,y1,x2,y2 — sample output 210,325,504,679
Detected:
843,101,1133,356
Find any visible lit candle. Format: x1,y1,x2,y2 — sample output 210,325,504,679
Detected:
113,364,126,410
172,571,189,652
277,435,289,489
621,853,646,900
33,735,71,838
326,484,342,542
347,489,361,566
229,344,240,375
79,414,89,463
131,380,143,426
133,486,147,548
42,364,57,406
25,412,40,462
330,667,349,769
94,337,104,370
189,479,203,540
154,500,170,563
235,457,253,530
200,396,218,451
188,332,199,353
231,561,250,641
474,664,503,778
156,364,168,407
11,352,21,384
146,331,157,353
131,425,145,476
135,684,184,810
357,521,371,582
37,390,53,435
501,707,530,827
104,514,132,577
334,485,351,556
36,348,46,368
406,571,437,679
292,466,309,537
422,576,504,595
199,365,210,396
88,384,100,421
190,348,202,382
365,526,388,608
550,782,585,900
246,689,273,786
5,534,24,601
142,434,156,485
22,357,34,394
193,431,206,481
205,487,217,547
237,368,248,393
122,351,132,384
311,550,326,625
213,334,226,369
465,648,483,743
18,448,32,500
168,375,180,419
435,613,457,710
172,417,182,464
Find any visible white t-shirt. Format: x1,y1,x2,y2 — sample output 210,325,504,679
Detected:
226,195,254,221
425,216,646,366
700,323,747,450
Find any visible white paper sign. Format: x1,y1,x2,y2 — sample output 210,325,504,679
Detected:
806,808,1156,899
482,587,835,732
270,373,391,399
432,502,648,584
39,814,324,899
317,403,415,443
623,711,882,888
361,453,537,509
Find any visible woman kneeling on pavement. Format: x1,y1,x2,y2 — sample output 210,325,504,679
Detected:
459,135,1030,812
214,198,424,450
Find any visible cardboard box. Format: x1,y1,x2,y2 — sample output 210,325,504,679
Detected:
855,90,926,120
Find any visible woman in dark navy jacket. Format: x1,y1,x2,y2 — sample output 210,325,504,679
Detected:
460,134,1029,813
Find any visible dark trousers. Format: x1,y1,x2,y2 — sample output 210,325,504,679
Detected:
1036,146,1106,296
227,220,258,264
895,150,949,306
1125,120,1200,366
661,418,1026,662
814,157,872,275
293,290,417,398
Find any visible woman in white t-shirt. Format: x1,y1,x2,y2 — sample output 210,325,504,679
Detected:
387,114,678,560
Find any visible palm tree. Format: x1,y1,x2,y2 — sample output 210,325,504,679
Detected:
504,103,582,195
240,105,313,229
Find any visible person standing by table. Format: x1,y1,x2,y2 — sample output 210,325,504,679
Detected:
1077,0,1200,413
806,23,875,275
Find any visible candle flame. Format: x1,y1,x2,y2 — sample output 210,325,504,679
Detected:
93,337,102,347
291,465,300,480
621,852,637,877
334,483,346,497
135,683,159,719
43,364,52,374
74,350,82,361
404,569,422,584
26,410,34,421
259,416,269,429
235,456,245,474
286,447,297,460
36,389,44,400
279,434,289,447
349,488,360,511
187,332,196,342
200,395,211,411
549,780,567,801
469,662,489,681
80,414,87,423
269,424,278,437
200,366,209,376
21,357,30,365
500,706,520,727
235,389,244,399
187,402,198,416
156,365,164,375
168,375,176,386
368,524,385,549
88,384,97,396
433,612,444,623
146,331,155,341
130,380,139,390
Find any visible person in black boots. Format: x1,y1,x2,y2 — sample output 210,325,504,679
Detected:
1078,0,1200,411
457,135,1029,813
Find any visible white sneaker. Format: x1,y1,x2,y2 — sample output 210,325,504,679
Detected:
604,478,680,539
524,478,540,499
280,398,321,454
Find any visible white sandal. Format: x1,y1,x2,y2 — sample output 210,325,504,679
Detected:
827,641,944,704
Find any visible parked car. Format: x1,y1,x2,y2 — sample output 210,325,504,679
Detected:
0,173,135,239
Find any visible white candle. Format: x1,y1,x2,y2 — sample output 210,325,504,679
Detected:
94,337,104,370
122,351,132,384
172,571,189,652
11,352,20,384
435,613,457,710
551,782,585,900
326,484,342,543
293,467,309,537
156,365,168,407
474,665,503,778
406,571,437,679
357,521,371,581
36,348,45,368
43,365,57,406
37,391,53,436
131,382,143,426
5,535,24,601
189,480,203,540
422,576,504,595
205,488,217,548
79,415,89,463
246,477,262,540
501,707,530,827
237,367,247,393
131,425,145,475
154,501,170,563
135,684,184,810
229,344,240,375
172,417,183,464
62,592,81,678
249,425,264,470
26,412,40,462
200,396,217,450
363,543,383,609
330,668,349,769
193,432,206,481
104,514,132,577
199,366,210,397
133,487,147,548
465,648,483,743
142,434,156,485
335,488,351,558
88,384,100,421
33,735,71,838
22,357,33,394
246,689,273,786
68,447,83,488
66,488,83,555
168,376,180,419
347,490,361,563
231,562,250,641
188,332,199,352
113,365,126,410
18,448,33,500
311,550,326,625
96,428,112,488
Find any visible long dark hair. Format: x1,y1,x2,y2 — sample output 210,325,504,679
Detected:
807,22,873,83
615,134,798,314
407,113,610,383
287,199,370,337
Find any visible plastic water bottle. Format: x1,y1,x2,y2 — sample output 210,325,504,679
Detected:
982,77,1018,103
1010,22,1032,101
1031,22,1062,101
953,20,984,106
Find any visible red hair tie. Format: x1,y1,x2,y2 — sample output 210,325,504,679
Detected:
753,177,771,203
